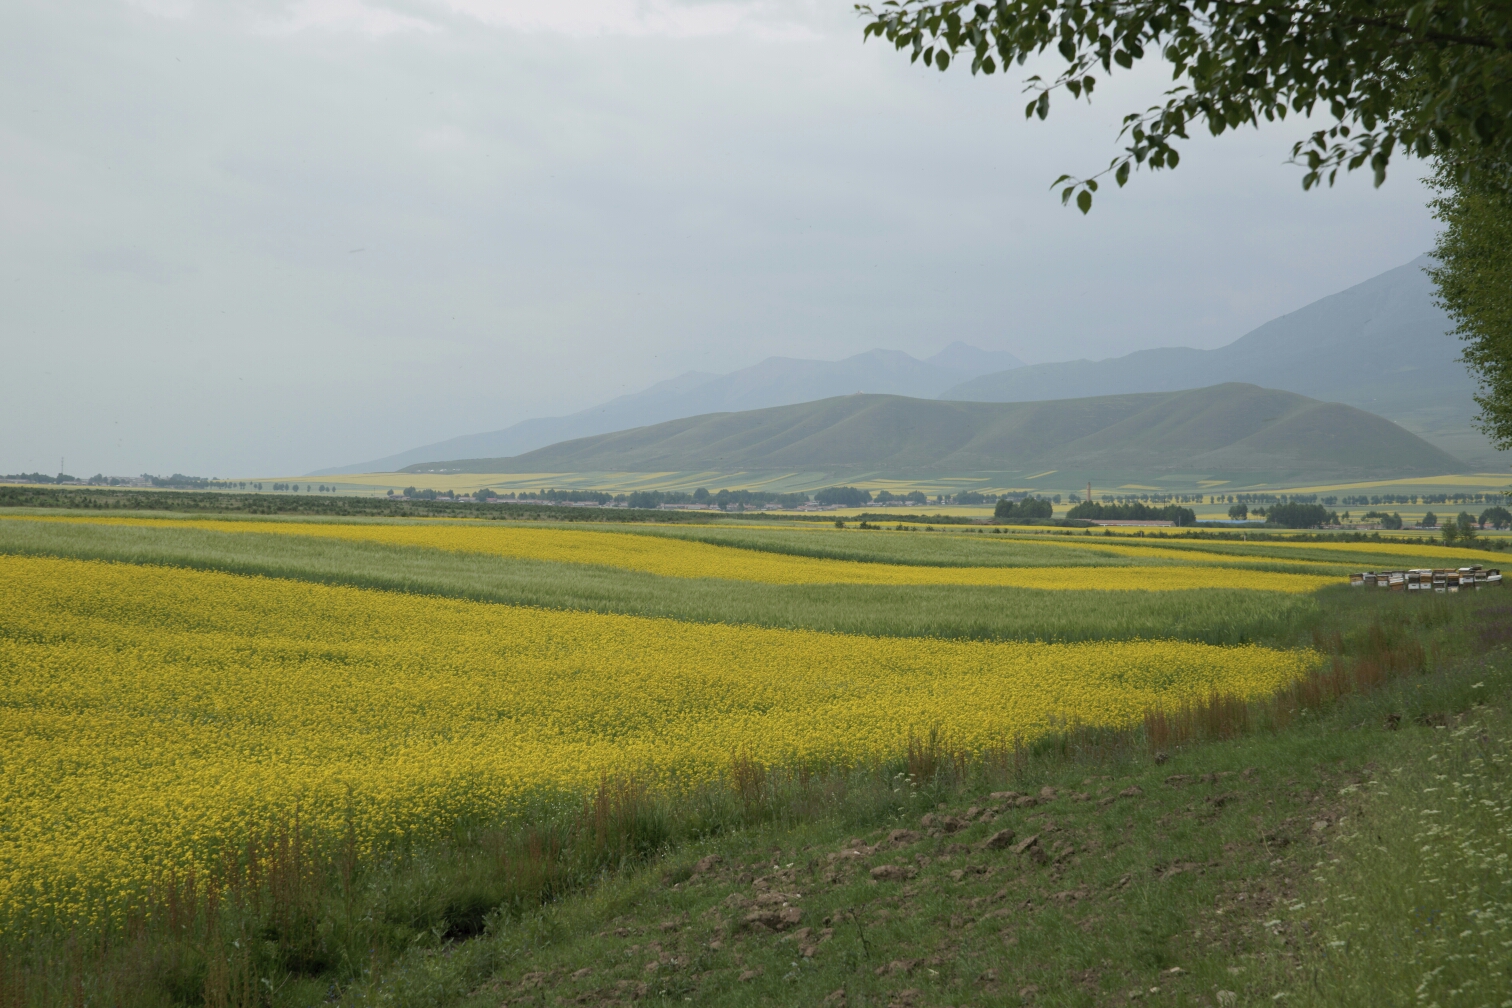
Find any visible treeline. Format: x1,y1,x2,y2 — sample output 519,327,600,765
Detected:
1098,493,1204,504
449,486,1005,510
994,497,1053,520
1098,500,1348,530
269,482,343,493
1341,493,1508,506
1359,510,1405,530
1212,492,1327,505
149,473,213,488
455,488,813,509
3,472,80,484
817,487,1060,507
630,488,810,510
1417,509,1512,541
1262,502,1339,529
15,476,1055,513
3,472,220,488
0,487,720,523
1067,501,1198,525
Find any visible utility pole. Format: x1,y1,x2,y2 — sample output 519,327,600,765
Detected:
1087,481,1092,504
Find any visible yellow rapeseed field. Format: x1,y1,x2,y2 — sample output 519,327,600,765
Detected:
1232,538,1505,563
1014,535,1341,568
0,554,1318,929
1024,531,1508,568
6,516,1335,592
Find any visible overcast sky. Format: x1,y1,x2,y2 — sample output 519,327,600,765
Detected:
2,0,1440,477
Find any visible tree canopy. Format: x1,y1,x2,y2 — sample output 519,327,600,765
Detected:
1479,505,1512,529
995,495,1054,519
858,0,1512,210
1065,500,1196,524
815,486,874,507
1265,501,1337,527
1428,162,1512,450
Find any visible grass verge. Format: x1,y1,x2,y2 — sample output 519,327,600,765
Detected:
342,599,1509,1008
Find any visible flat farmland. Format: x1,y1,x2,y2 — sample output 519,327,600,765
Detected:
1,507,1508,1008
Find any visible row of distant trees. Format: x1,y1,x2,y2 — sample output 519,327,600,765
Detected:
1067,500,1198,526
819,487,1065,508
383,484,1063,510
35,476,1509,535
3,472,218,487
1386,509,1511,543
1223,502,1512,534
1436,509,1512,542
1378,507,1512,534
1208,493,1512,508
392,485,824,508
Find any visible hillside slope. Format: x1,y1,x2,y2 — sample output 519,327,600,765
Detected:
311,344,1023,476
943,256,1500,467
404,383,1464,481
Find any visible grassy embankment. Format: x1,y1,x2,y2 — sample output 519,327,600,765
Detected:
0,506,1508,1006
423,607,1509,1008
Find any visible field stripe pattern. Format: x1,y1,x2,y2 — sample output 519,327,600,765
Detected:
0,554,1319,928
2,516,1336,592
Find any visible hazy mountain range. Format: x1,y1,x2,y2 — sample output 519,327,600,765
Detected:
942,256,1497,466
403,383,1462,485
310,343,1025,476
312,255,1502,477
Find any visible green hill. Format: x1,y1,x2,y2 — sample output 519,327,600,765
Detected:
402,383,1464,482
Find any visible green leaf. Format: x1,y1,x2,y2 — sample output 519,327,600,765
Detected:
861,0,1512,206
1076,189,1093,213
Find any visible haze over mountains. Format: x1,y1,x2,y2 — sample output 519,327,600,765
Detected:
312,256,1500,477
945,256,1497,467
405,384,1462,485
312,343,1025,476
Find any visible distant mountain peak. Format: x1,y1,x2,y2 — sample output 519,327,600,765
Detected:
306,259,1495,478
309,342,1025,475
926,342,1026,374
937,256,1502,468
403,384,1463,483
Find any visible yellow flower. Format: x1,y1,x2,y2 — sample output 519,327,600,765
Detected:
0,554,1318,930
6,516,1334,592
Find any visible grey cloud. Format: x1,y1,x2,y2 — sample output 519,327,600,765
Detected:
0,0,1438,476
